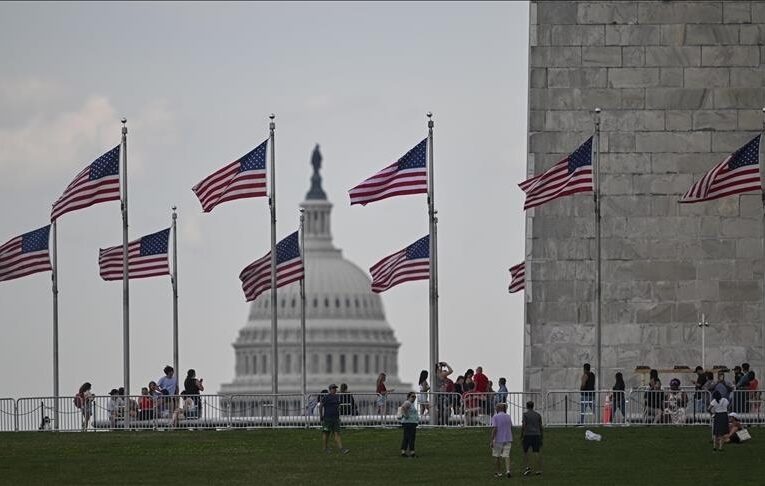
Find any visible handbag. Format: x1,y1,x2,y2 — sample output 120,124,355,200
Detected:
736,429,752,442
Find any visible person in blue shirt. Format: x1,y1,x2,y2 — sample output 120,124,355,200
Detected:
320,384,349,454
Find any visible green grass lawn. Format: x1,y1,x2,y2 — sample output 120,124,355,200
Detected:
0,426,761,485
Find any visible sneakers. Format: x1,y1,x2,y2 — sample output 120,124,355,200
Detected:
494,473,504,478
323,448,331,454
408,452,416,458
523,467,532,476
506,471,512,478
401,450,408,457
341,448,350,454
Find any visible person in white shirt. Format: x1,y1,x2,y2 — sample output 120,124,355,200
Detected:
709,390,729,452
157,366,178,396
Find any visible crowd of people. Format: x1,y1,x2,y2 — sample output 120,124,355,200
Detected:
311,362,544,478
575,361,760,430
72,366,204,430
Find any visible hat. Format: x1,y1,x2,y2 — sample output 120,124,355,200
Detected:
329,384,338,389
730,412,739,419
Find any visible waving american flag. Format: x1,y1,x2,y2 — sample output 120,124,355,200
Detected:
51,146,121,221
370,235,430,293
349,139,428,206
98,228,170,281
680,135,761,203
508,262,525,293
193,139,268,212
0,225,52,282
239,231,304,302
519,137,593,210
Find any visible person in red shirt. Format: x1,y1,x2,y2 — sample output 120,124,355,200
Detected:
474,366,491,415
376,373,394,415
474,366,489,393
138,387,156,421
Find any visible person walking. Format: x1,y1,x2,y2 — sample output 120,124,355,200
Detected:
398,392,419,457
521,401,544,476
490,402,513,478
320,384,349,454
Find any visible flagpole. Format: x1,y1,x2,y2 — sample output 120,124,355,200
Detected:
121,117,130,396
594,108,602,399
268,113,278,427
299,209,307,404
427,112,439,426
760,107,765,368
171,206,179,381
51,220,59,430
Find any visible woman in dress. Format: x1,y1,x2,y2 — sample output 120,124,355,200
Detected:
417,370,430,416
376,373,393,415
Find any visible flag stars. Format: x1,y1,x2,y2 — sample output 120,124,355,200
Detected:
397,139,428,170
89,146,121,180
240,140,268,172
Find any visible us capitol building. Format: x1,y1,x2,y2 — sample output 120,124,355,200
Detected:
221,145,410,395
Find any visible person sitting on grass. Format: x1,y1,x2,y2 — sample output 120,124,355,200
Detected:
490,402,512,478
724,413,746,444
320,384,349,454
521,401,543,476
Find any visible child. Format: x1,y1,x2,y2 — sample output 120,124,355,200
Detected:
490,402,512,478
709,390,729,451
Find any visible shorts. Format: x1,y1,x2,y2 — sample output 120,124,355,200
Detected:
376,395,386,407
523,435,541,453
492,442,511,458
321,418,341,434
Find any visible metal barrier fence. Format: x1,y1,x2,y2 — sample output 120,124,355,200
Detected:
0,398,16,432
3,389,763,432
545,389,714,426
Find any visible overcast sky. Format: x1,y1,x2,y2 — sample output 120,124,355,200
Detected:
0,1,529,397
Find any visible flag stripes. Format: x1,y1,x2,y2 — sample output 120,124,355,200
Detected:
679,135,761,204
370,235,430,293
0,225,52,282
98,228,170,281
51,146,121,221
349,139,428,206
519,137,593,210
193,140,268,212
508,262,525,293
240,231,304,302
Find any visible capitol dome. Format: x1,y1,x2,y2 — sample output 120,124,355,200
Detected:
220,145,410,395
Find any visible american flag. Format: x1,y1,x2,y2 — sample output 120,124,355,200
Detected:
0,225,52,282
192,139,268,213
508,262,525,293
240,231,304,302
349,139,428,206
679,135,761,204
370,235,430,293
98,228,170,281
51,146,121,221
519,137,593,210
